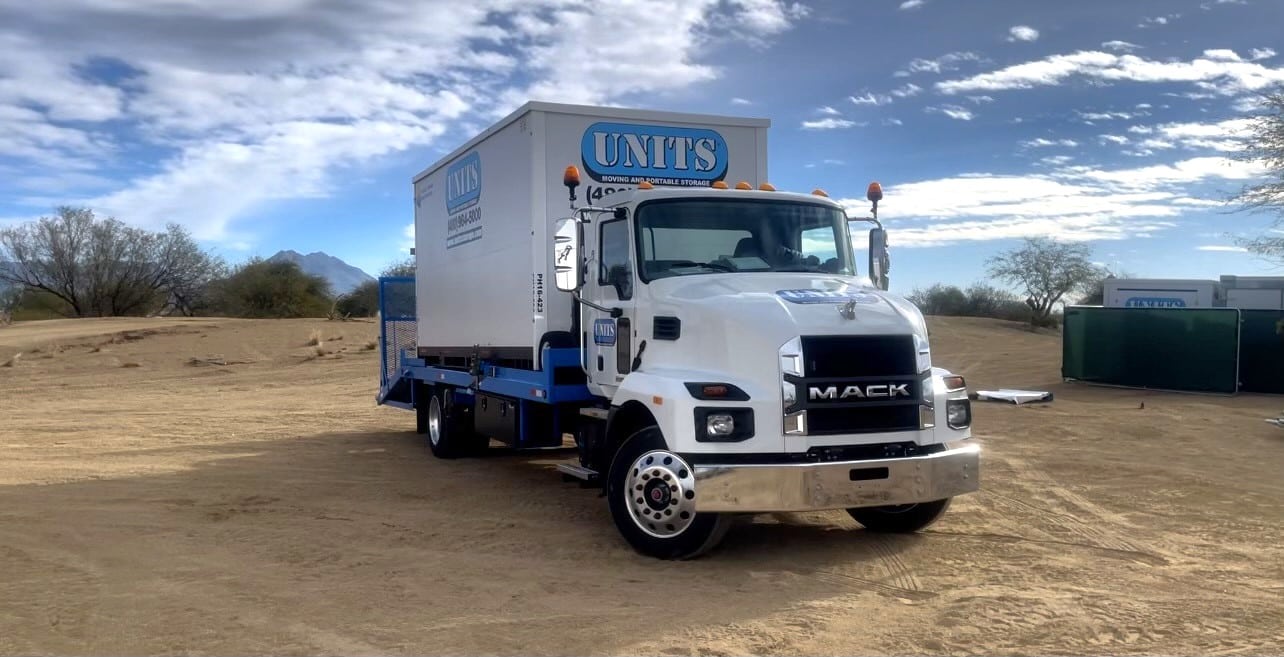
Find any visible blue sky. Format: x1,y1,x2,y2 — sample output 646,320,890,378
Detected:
1,0,1282,294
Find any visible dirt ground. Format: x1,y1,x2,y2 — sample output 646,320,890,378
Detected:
0,316,1281,655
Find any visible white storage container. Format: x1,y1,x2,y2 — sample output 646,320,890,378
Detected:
411,101,769,360
1103,278,1220,308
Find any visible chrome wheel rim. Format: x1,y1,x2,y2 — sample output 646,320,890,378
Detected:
428,396,443,446
625,450,697,538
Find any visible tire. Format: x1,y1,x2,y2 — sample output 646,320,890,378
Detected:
846,498,952,533
606,426,731,559
424,386,483,459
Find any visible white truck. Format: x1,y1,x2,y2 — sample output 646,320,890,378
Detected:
377,101,979,559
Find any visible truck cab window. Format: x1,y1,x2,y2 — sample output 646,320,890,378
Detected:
634,199,854,281
599,219,633,300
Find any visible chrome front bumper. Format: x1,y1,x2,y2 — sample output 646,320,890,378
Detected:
691,442,980,513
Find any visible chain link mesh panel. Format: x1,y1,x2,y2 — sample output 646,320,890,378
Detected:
379,277,416,390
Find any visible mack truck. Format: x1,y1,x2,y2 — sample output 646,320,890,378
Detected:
376,101,979,559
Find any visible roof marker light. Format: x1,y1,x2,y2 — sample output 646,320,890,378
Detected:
758,182,776,191
711,181,729,189
866,181,884,202
812,188,829,197
735,181,752,190
563,165,581,187
637,181,654,190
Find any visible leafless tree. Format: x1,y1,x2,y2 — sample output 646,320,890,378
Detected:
1230,87,1284,261
987,237,1099,326
0,207,95,316
0,207,223,317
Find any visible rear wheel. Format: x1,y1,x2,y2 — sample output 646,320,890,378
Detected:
424,386,483,459
846,498,951,533
606,426,731,559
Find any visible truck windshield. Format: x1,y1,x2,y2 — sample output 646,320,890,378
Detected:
634,199,855,281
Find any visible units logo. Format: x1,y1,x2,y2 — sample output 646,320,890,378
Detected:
1124,297,1187,308
593,318,616,346
580,122,729,187
445,151,482,249
776,289,882,305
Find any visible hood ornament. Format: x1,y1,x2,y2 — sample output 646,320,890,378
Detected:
837,299,858,320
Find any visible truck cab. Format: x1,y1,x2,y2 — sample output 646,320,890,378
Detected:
551,177,979,558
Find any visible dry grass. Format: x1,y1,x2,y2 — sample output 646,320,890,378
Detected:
307,329,324,347
1,352,20,367
362,340,378,351
120,361,141,368
313,345,326,358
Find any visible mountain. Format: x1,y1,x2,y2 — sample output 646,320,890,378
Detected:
267,250,374,294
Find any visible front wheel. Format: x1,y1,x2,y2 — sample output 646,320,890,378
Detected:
606,426,731,559
846,498,952,533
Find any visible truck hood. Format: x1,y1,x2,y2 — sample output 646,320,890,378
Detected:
640,273,930,389
647,273,927,341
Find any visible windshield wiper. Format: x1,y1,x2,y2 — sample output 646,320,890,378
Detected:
669,260,736,272
774,265,828,273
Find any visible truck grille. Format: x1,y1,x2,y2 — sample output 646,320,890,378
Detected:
801,335,916,377
790,335,921,436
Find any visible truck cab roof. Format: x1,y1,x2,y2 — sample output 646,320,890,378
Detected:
598,185,846,211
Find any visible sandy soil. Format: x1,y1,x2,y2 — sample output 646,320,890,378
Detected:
0,316,1281,655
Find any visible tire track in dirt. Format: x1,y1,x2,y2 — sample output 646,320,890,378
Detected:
866,536,920,593
984,455,1167,559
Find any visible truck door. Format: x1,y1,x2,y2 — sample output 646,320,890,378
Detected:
587,215,636,397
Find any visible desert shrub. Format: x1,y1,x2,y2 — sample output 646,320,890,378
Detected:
208,258,332,318
908,284,969,316
335,280,379,318
908,281,1058,325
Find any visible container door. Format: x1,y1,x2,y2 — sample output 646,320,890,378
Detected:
587,215,637,397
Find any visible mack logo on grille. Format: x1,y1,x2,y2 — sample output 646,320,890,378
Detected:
809,384,910,401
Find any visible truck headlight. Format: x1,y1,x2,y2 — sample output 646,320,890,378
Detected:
695,408,754,442
946,399,971,429
707,414,735,436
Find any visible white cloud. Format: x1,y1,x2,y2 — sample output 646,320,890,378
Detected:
899,0,925,9
891,83,923,98
0,0,807,244
937,48,1284,97
883,118,904,126
817,105,841,115
1102,40,1141,52
1077,110,1136,121
1250,48,1277,61
832,156,1264,247
968,95,995,104
1196,245,1248,252
850,92,893,106
730,97,753,105
1039,155,1074,165
1007,25,1039,42
822,158,846,165
1125,117,1253,152
1139,14,1180,27
1100,134,1130,145
895,51,980,77
1022,138,1078,148
402,222,415,251
801,118,861,130
926,105,974,121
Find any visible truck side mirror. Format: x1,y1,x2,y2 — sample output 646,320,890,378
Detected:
868,227,890,290
553,217,582,292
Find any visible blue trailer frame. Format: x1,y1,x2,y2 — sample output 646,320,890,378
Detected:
376,276,599,447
